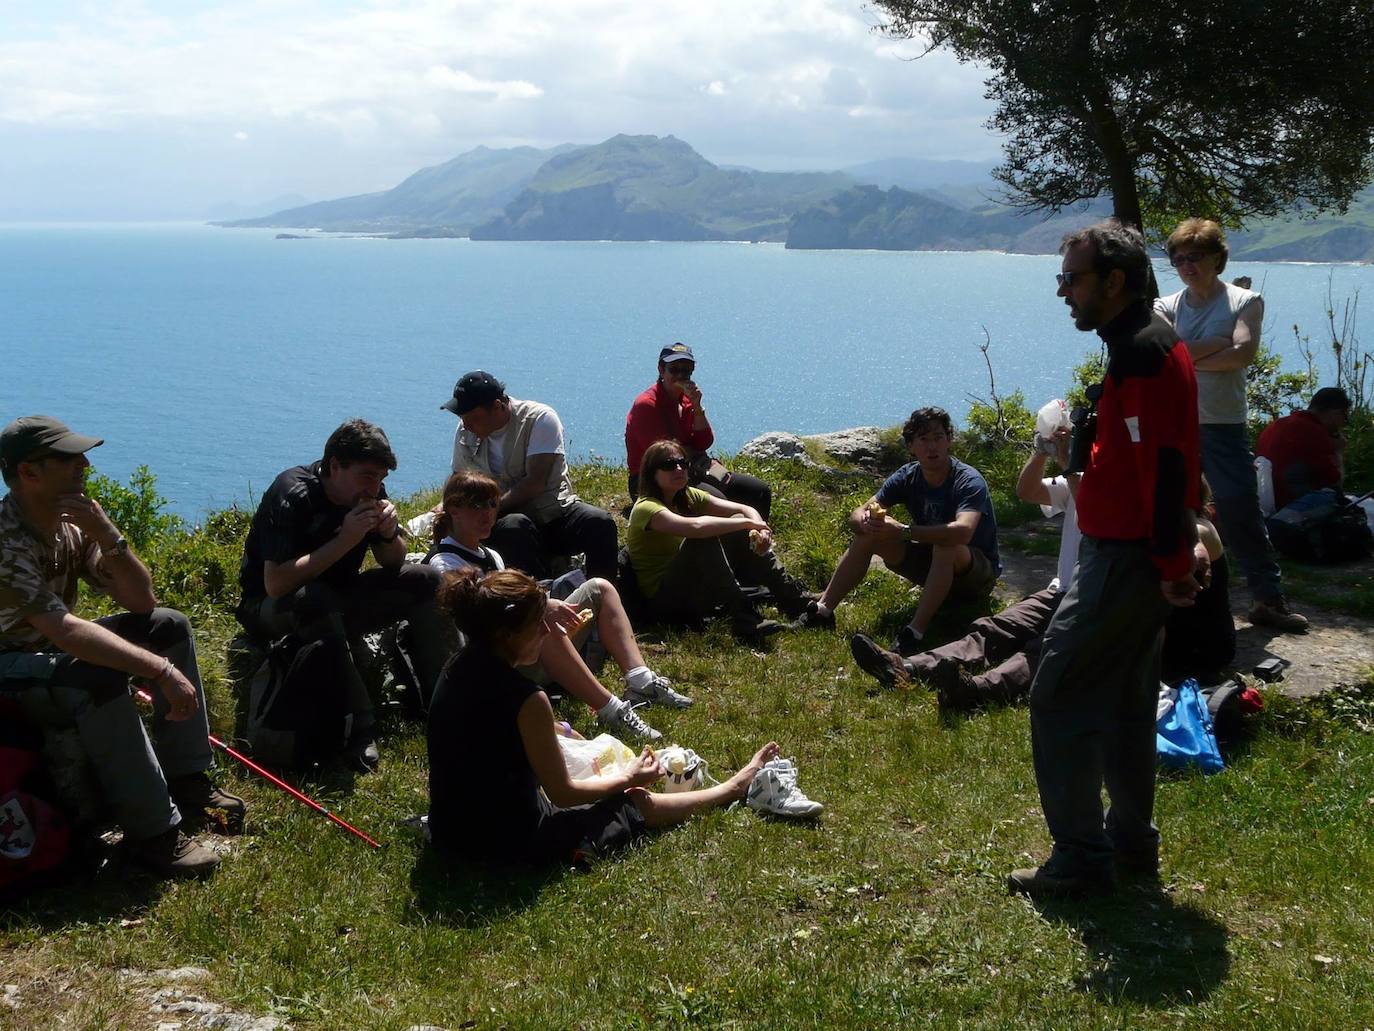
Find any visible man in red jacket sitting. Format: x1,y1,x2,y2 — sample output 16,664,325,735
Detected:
623,343,771,520
1257,387,1351,512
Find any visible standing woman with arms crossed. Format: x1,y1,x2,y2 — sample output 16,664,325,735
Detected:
1155,218,1307,633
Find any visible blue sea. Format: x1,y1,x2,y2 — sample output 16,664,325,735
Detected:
3,222,1370,519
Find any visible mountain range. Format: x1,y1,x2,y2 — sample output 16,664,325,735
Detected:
219,135,1374,261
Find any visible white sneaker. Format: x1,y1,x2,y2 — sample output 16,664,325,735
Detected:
599,700,662,742
623,675,694,709
654,745,711,792
746,757,823,818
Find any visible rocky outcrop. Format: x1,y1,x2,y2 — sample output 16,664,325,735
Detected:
739,426,891,474
738,432,819,467
803,427,886,470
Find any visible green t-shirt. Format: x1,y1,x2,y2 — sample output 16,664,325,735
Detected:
627,487,711,596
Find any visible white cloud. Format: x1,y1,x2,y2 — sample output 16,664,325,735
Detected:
0,0,1001,215
233,130,248,140
424,65,543,101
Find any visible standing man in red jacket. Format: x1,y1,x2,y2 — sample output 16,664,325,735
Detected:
624,343,771,520
1009,221,1205,900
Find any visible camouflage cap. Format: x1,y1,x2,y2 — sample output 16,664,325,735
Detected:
0,416,103,472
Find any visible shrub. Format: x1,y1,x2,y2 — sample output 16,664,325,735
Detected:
960,391,1038,527
85,465,181,552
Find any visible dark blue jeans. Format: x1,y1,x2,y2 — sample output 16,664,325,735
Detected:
1201,422,1283,602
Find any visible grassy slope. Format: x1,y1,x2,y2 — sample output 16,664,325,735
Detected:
2,457,1372,1030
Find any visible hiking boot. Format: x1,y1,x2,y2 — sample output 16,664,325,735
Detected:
746,757,823,818
932,664,979,711
1113,849,1161,879
732,614,787,644
849,633,911,689
169,772,246,835
128,825,220,879
623,675,694,709
1248,597,1309,634
345,730,381,774
790,601,836,631
1007,864,1115,899
599,700,663,742
772,581,818,619
890,625,925,657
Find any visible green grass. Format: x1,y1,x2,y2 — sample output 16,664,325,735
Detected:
3,459,1373,1029
1279,559,1374,619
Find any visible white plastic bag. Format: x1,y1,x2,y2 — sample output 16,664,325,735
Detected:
558,733,639,781
1254,456,1276,517
1036,398,1070,437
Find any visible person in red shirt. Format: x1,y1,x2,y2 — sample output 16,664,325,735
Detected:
623,343,771,520
1257,388,1351,511
1009,220,1206,902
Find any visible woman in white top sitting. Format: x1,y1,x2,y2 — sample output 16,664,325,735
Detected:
1154,217,1306,634
427,470,689,742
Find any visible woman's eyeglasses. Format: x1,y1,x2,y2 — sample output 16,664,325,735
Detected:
657,458,689,471
1169,250,1213,268
455,498,499,509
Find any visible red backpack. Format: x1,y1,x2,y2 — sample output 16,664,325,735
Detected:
0,698,71,892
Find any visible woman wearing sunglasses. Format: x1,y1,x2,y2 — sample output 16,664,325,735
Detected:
626,440,813,642
1154,218,1307,634
426,470,688,743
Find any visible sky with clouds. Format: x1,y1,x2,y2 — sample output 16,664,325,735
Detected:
0,0,1000,219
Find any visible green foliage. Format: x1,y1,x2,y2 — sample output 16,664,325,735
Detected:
960,390,1038,527
1344,409,1374,492
147,509,250,618
1065,349,1105,410
85,465,181,552
1247,340,1318,434
871,0,1374,234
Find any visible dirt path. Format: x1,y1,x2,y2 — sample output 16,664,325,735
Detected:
996,540,1373,699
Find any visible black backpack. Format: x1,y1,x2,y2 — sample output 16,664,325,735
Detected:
245,635,351,771
1267,489,1373,563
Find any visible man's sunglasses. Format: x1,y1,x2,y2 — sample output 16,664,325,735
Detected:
1055,269,1097,289
656,458,689,471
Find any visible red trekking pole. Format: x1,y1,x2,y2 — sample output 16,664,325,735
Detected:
135,689,382,849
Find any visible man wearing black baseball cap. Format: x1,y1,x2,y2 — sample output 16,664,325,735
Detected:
443,372,618,581
623,343,772,519
0,416,243,878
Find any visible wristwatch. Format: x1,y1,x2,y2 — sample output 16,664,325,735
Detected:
105,535,130,558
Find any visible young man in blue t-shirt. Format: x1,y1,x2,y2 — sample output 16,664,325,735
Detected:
796,407,1000,654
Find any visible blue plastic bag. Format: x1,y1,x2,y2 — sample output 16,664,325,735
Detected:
1156,679,1224,773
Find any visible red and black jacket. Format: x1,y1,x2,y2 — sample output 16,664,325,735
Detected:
1075,300,1200,581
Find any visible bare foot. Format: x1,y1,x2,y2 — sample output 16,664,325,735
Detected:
725,741,780,800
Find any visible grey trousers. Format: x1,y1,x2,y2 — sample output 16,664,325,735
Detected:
907,587,1062,702
1028,537,1170,875
0,608,213,840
